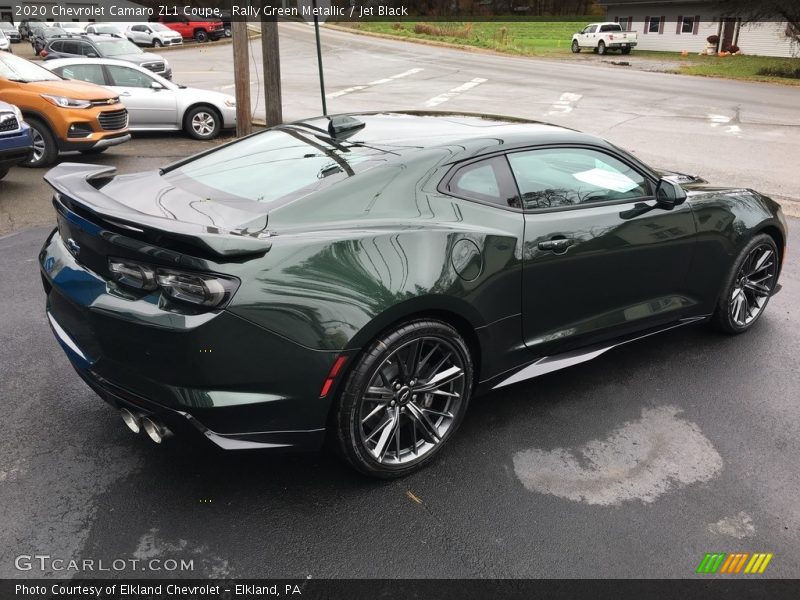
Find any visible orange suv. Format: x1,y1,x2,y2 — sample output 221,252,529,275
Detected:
0,52,130,167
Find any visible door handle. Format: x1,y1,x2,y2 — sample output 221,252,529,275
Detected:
538,238,574,253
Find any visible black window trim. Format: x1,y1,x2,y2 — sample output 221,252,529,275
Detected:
439,155,522,210
438,143,659,214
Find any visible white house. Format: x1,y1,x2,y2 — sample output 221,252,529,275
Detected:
599,0,799,57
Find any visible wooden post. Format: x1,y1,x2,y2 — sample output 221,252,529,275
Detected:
261,18,282,127
232,18,252,137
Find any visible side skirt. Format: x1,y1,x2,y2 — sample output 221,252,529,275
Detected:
490,316,709,391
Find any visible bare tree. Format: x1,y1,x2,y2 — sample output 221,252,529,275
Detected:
715,0,800,44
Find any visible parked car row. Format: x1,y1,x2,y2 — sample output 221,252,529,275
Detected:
12,15,226,44
0,51,235,176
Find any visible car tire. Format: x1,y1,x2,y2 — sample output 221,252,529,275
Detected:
621,46,632,55
194,29,209,43
224,26,232,38
184,106,221,140
334,319,474,478
598,41,607,55
23,118,58,168
712,233,779,335
571,40,580,53
152,39,162,48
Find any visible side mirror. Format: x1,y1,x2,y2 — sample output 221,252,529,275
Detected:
655,178,688,208
150,81,164,90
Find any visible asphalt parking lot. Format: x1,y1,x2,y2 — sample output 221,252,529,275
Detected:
1,25,799,580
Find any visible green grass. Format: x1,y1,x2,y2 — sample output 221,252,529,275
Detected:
340,20,593,56
338,21,800,85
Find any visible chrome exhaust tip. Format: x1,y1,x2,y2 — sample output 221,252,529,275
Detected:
120,408,141,434
141,416,172,444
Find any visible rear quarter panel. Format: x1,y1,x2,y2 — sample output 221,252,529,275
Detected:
224,153,526,382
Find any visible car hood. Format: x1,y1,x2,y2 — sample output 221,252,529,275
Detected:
118,53,164,64
19,79,117,100
44,163,272,257
173,87,234,105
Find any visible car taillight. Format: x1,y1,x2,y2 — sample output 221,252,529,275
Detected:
108,258,239,310
39,49,47,57
609,34,614,40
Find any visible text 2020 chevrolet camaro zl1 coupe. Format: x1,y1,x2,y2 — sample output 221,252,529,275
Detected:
40,112,787,478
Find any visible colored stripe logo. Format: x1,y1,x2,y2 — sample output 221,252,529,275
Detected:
696,552,773,574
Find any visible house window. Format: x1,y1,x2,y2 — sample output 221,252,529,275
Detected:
648,16,662,33
682,16,696,33
616,17,632,31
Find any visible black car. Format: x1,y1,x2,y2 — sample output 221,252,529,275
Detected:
0,21,21,43
42,34,172,79
39,112,788,478
30,26,67,55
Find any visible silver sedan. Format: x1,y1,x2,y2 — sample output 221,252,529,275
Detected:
43,57,236,140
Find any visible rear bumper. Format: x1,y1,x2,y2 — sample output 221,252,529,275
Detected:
608,41,637,47
39,227,338,451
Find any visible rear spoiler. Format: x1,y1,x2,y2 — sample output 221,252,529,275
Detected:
44,163,271,258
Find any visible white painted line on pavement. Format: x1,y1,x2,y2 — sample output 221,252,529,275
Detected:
707,113,742,136
547,92,582,116
423,78,488,108
326,68,424,99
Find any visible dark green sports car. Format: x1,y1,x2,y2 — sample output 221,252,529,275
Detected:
39,112,787,477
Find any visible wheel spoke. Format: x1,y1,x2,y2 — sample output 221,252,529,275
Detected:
363,386,393,402
406,403,441,444
361,403,386,424
743,281,770,297
416,365,464,393
422,407,454,419
370,408,399,460
749,250,773,276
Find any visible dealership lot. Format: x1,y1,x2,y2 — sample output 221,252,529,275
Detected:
1,23,799,579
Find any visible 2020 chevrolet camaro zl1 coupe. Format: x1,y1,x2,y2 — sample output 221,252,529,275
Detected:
39,112,787,478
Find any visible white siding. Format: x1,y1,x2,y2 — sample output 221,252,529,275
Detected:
606,1,799,57
738,22,799,58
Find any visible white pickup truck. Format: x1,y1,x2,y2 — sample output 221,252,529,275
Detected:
571,22,638,55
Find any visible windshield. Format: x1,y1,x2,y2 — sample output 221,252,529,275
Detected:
150,23,173,32
95,25,121,34
163,128,392,204
43,27,66,37
0,22,14,30
0,53,61,82
94,39,141,56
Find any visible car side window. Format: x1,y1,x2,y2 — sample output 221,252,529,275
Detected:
446,156,520,208
49,40,63,52
507,148,651,210
132,25,144,32
57,63,106,85
107,65,154,88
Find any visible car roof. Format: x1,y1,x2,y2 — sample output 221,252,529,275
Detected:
293,112,606,159
43,57,156,71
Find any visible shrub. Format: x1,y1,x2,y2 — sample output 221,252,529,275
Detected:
392,23,404,30
412,22,473,39
757,65,800,79
707,34,719,44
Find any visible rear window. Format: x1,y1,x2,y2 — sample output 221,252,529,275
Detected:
162,128,392,205
600,24,623,32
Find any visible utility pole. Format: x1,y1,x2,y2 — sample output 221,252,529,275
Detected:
261,17,282,126
313,0,327,115
232,16,252,136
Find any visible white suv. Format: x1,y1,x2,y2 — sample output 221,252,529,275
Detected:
126,23,183,48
